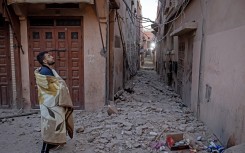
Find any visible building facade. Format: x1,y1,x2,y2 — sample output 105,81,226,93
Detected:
155,0,245,146
0,0,142,111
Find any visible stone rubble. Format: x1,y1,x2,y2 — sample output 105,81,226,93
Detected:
71,70,220,153
0,70,222,153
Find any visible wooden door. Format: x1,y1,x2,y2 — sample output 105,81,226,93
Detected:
54,28,84,109
29,19,84,109
29,28,56,108
0,18,11,108
67,28,83,109
177,38,185,98
183,35,193,107
55,29,69,83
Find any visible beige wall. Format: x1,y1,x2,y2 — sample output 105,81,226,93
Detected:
172,0,245,145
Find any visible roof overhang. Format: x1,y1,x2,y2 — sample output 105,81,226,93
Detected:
7,0,94,5
170,21,197,36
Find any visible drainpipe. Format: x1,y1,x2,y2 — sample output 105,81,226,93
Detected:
95,0,109,106
105,1,110,106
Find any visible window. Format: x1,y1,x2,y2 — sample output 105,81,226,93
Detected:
56,19,81,26
45,32,52,39
33,32,40,39
30,19,54,26
71,32,78,39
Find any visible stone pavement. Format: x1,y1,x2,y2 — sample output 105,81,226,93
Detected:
141,54,155,70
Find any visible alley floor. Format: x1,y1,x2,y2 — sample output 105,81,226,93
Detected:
0,64,222,153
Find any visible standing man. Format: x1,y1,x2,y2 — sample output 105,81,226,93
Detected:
35,51,74,153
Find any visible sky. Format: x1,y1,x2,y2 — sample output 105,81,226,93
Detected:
140,0,158,31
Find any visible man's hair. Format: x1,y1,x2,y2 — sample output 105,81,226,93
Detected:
36,51,48,65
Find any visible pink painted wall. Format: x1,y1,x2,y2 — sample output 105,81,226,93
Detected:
19,17,31,109
83,4,107,111
200,0,245,145
144,31,154,49
172,0,245,145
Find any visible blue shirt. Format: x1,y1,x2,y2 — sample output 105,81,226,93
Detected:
39,66,54,76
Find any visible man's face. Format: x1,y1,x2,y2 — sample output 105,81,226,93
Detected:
43,53,55,66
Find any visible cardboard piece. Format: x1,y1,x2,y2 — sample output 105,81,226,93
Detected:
166,133,190,151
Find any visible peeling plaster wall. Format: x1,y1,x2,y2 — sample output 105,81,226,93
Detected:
113,0,142,93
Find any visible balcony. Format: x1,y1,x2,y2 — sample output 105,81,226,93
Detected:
170,21,197,36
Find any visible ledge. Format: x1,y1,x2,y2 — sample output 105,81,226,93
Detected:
7,0,94,4
170,21,197,36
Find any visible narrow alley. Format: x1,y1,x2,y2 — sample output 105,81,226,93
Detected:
0,0,245,152
0,64,220,153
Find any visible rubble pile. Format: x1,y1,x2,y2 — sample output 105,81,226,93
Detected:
73,70,221,153
0,70,223,153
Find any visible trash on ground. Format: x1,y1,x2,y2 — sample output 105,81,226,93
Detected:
207,141,225,153
166,133,190,151
150,141,165,150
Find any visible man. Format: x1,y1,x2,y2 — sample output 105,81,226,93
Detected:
35,51,74,153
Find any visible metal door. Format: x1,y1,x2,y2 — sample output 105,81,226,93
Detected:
183,35,193,107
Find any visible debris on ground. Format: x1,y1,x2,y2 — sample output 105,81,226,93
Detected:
0,70,223,153
107,105,118,116
207,141,225,153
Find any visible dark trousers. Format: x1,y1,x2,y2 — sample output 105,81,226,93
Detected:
41,142,56,153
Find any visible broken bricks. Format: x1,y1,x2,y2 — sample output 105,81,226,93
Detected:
107,105,118,116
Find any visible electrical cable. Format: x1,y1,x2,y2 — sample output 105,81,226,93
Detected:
3,0,25,54
95,0,106,53
156,0,190,43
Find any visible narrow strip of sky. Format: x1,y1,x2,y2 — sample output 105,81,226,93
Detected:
140,0,158,31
